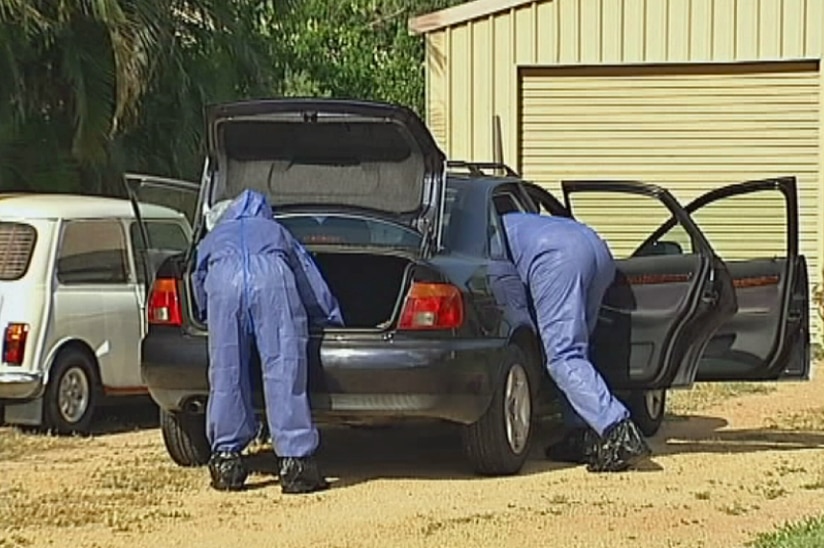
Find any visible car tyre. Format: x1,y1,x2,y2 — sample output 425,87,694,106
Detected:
43,348,99,435
626,389,667,437
161,408,211,467
462,346,534,476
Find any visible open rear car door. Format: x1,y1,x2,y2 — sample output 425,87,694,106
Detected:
557,180,738,390
635,176,810,382
123,172,201,297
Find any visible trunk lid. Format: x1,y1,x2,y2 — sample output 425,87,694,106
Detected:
204,99,447,243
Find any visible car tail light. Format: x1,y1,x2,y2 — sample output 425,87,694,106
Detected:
3,323,29,365
149,278,183,326
398,282,464,330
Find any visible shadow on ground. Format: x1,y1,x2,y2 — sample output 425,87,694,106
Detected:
89,400,160,435
243,419,588,488
242,413,824,488
0,399,159,437
654,414,824,456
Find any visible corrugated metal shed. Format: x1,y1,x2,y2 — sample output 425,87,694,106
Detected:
411,0,824,340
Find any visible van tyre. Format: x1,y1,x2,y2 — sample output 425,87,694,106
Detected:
626,389,667,437
463,346,534,476
161,408,211,467
43,348,99,434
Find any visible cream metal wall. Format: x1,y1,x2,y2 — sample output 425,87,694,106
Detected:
519,62,819,267
423,0,824,336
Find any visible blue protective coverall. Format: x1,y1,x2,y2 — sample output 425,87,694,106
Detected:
502,212,629,436
192,190,344,457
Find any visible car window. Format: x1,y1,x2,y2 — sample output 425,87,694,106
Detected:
492,192,527,215
568,191,691,260
0,222,37,281
277,214,421,249
129,221,190,284
441,184,487,256
130,221,189,251
488,205,508,259
57,220,129,285
639,188,787,259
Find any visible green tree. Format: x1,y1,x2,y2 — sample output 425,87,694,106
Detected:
0,0,290,193
278,0,463,116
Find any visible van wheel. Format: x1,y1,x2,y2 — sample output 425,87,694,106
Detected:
43,348,99,434
462,346,534,476
627,389,667,437
160,408,210,467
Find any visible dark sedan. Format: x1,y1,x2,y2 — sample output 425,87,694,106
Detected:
127,99,810,476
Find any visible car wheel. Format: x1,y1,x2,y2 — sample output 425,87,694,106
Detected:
43,348,99,435
463,346,534,476
160,408,211,467
626,389,667,437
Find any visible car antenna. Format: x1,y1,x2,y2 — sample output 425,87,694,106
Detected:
492,115,504,177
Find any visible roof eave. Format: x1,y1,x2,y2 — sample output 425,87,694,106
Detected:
408,0,538,35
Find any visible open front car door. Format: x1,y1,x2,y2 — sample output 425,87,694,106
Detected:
123,172,201,296
635,176,810,382
561,180,738,390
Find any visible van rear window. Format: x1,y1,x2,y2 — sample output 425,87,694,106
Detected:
0,222,37,281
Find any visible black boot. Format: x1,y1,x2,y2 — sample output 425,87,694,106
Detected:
587,419,652,473
279,456,330,495
208,451,248,491
545,427,598,464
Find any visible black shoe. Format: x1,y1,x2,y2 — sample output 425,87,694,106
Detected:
208,451,248,491
279,456,330,495
587,419,652,473
545,427,598,464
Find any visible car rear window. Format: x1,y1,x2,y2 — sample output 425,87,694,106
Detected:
277,214,421,249
0,222,37,281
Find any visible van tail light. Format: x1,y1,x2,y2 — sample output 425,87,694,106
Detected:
398,282,464,330
149,278,183,326
3,323,29,365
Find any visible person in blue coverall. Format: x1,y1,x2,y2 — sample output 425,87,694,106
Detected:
193,189,344,493
502,212,651,472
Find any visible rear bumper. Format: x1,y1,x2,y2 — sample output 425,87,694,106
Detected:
0,371,43,401
141,328,509,425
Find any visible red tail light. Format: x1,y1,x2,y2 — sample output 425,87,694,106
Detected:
149,278,183,326
3,323,29,365
398,282,464,330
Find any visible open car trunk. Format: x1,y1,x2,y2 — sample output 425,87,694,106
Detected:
309,251,413,329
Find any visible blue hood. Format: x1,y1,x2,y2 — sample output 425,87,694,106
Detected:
222,189,274,221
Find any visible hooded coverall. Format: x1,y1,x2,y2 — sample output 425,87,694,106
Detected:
502,212,629,436
192,190,344,457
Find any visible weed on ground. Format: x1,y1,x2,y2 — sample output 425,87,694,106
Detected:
750,515,824,548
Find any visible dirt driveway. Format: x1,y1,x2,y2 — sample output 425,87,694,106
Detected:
2,369,824,548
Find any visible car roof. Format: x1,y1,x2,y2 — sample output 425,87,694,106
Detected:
0,193,186,221
446,173,523,190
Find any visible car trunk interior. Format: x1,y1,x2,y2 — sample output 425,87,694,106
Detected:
309,251,412,329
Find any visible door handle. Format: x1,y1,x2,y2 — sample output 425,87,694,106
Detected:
701,286,719,306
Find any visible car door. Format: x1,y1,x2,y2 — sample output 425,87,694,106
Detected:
634,176,810,382
528,180,737,390
123,173,201,295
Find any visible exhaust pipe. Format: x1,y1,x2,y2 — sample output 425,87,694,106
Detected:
183,397,206,414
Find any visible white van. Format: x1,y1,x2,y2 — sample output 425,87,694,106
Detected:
0,184,196,433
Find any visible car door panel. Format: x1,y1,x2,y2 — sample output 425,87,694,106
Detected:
123,173,201,294
636,177,810,382
559,180,737,390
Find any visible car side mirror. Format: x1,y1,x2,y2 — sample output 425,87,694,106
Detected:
637,240,684,256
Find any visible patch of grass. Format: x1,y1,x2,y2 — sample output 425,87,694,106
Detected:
0,454,200,534
0,532,32,548
668,382,776,416
421,512,499,536
764,408,824,432
749,515,824,548
0,427,92,460
719,501,750,516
